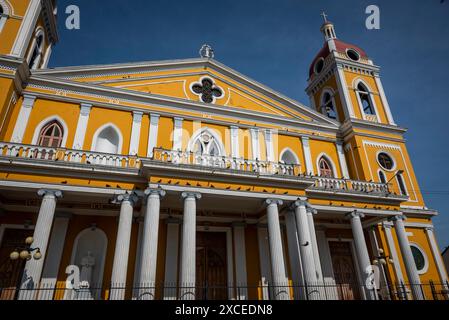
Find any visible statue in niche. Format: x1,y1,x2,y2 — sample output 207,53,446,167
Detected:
77,251,96,300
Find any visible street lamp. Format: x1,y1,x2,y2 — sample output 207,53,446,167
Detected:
9,237,42,261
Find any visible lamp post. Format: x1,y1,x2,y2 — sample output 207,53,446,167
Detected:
9,237,42,262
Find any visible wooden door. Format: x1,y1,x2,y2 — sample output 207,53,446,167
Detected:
329,241,361,300
196,232,227,300
0,228,34,300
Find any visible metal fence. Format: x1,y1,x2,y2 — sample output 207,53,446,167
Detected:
1,280,448,301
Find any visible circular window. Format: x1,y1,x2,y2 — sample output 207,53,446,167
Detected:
346,49,360,61
410,244,428,273
314,58,324,74
378,152,394,170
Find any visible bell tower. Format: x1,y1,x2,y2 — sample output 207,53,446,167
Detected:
306,13,396,126
0,0,58,140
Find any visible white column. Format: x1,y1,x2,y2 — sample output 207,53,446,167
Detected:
147,114,160,157
336,142,350,179
39,213,71,300
335,64,355,119
41,43,53,69
164,218,181,300
374,73,396,125
11,95,36,143
137,189,165,300
129,111,143,155
264,129,275,162
250,128,260,160
306,208,323,283
347,211,376,300
392,216,423,300
179,192,201,300
230,126,240,158
233,223,248,300
132,215,144,300
19,189,62,300
284,210,304,300
301,137,314,176
173,117,183,151
292,200,318,299
10,0,41,58
72,103,92,150
257,226,272,300
382,223,405,286
425,227,449,284
265,199,289,300
110,192,138,300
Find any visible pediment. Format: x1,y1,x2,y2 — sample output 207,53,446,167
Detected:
35,58,338,126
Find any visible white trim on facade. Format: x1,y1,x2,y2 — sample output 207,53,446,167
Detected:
335,64,355,119
319,87,339,121
316,152,338,178
264,129,274,162
172,117,183,151
128,111,143,155
11,94,36,143
72,103,92,150
336,142,350,179
186,126,226,156
353,78,381,123
409,242,429,275
147,114,160,157
250,128,260,160
230,126,240,158
301,136,314,175
10,0,41,58
279,147,300,165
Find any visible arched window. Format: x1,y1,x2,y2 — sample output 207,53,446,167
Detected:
280,149,298,165
318,157,334,178
191,130,222,156
94,126,120,154
322,92,337,120
38,120,64,148
396,173,408,196
357,83,375,115
0,3,9,34
28,32,45,70
378,171,387,184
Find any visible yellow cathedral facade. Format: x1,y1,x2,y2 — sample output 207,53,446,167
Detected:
0,0,447,301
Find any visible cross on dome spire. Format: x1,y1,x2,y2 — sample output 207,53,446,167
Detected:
321,11,328,23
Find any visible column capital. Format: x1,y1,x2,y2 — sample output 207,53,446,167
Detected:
390,215,406,223
306,207,318,215
145,188,166,198
22,94,37,107
424,226,435,232
37,189,63,199
113,192,139,206
181,192,201,200
346,210,365,219
80,103,92,115
291,200,308,209
133,111,144,122
265,198,283,206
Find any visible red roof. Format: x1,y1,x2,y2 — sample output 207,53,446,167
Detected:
309,39,368,79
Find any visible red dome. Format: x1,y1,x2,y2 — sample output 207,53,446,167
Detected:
309,39,368,79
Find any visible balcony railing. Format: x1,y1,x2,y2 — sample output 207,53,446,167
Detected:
312,176,390,195
1,281,447,301
152,148,301,177
0,142,141,169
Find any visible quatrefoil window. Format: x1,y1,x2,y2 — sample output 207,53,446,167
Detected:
191,77,223,104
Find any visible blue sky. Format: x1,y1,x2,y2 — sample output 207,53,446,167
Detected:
50,0,449,249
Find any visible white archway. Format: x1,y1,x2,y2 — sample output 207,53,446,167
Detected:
187,127,226,156
353,78,380,122
31,115,69,147
91,123,123,154
0,0,12,34
319,87,339,121
27,27,46,70
68,227,108,300
279,148,300,165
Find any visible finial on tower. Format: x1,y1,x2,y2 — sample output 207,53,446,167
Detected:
199,44,215,59
320,11,337,51
321,11,328,23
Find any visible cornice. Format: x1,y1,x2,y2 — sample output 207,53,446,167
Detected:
25,75,341,135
